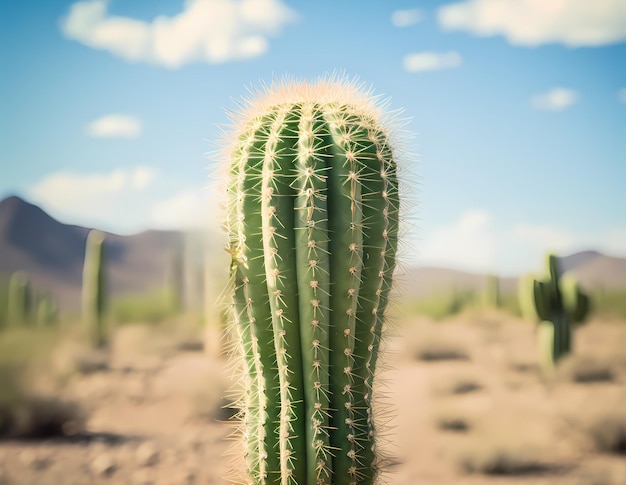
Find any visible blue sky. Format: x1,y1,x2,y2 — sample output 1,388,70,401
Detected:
1,0,625,274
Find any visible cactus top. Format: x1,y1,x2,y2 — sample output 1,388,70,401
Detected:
227,78,394,139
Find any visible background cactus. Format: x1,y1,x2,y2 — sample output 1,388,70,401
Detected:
225,80,400,485
518,253,590,369
7,271,31,327
36,295,57,327
82,230,107,348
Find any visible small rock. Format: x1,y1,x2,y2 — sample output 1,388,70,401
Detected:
20,449,50,470
91,454,116,477
136,442,159,467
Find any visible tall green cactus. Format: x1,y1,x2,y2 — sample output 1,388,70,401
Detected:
82,230,107,347
519,253,590,369
225,81,400,485
8,271,31,327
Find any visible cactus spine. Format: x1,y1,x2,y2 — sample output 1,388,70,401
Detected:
82,230,107,347
519,254,590,368
225,81,400,485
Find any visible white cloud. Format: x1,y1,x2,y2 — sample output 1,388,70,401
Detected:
403,51,462,72
391,8,423,27
28,166,159,231
86,114,142,139
419,210,496,272
61,0,297,68
531,88,578,111
619,88,626,103
438,0,626,47
418,210,626,274
150,188,217,231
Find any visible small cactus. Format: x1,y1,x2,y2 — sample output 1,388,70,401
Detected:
82,230,107,347
224,79,401,484
519,253,590,368
36,295,58,327
8,271,31,326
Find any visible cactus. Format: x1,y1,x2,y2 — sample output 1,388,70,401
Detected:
82,230,107,347
36,295,58,327
518,254,590,369
224,80,400,485
8,271,31,326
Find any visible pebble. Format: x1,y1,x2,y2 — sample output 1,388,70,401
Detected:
91,454,116,477
136,442,159,467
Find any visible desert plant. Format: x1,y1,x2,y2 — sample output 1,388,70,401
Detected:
518,254,590,369
36,295,58,327
224,80,401,484
82,230,107,347
7,271,32,327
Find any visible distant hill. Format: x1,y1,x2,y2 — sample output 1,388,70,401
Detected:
0,196,184,310
397,251,626,300
1,196,624,309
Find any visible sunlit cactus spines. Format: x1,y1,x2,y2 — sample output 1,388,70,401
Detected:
82,230,107,348
519,253,590,369
223,79,402,485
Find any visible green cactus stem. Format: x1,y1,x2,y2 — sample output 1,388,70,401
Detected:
82,230,107,347
36,295,58,327
8,271,31,327
518,253,590,368
225,80,401,485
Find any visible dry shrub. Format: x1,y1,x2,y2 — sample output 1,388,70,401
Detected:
0,328,86,439
560,356,615,384
436,413,471,433
458,442,554,475
0,394,84,438
456,420,556,476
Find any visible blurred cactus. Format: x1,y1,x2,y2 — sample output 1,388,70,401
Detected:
519,254,590,369
165,247,184,314
82,230,107,347
36,295,57,327
225,80,400,484
8,271,31,327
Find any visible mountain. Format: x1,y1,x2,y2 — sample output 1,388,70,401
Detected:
1,196,624,309
0,196,184,310
397,251,626,300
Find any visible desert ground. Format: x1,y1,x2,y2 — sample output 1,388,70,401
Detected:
1,312,625,485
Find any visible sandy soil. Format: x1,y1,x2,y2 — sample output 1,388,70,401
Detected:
1,314,625,485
